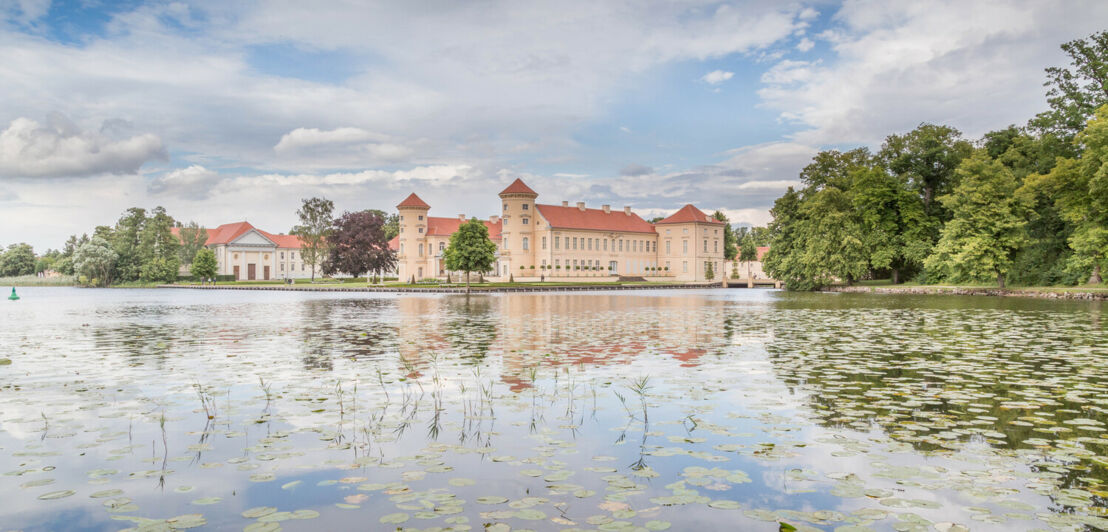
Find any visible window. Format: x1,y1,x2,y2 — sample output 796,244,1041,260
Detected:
400,243,405,254
280,252,285,259
714,240,718,252
400,216,404,221
419,243,424,256
504,238,509,250
555,236,560,249
280,263,284,271
542,236,547,250
704,240,708,253
542,259,547,267
522,237,529,251
665,261,670,270
682,261,688,273
666,240,671,254
439,242,445,251
683,228,688,234
503,203,509,212
555,259,560,267
523,218,529,224
573,237,578,250
418,227,424,233
522,204,529,210
683,240,688,254
619,240,623,252
418,215,423,221
603,239,607,251
588,238,592,251
291,252,296,259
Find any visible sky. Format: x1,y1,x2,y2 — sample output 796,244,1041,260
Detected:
1,0,1106,250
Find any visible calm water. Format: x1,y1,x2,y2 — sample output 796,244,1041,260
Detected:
1,287,1105,532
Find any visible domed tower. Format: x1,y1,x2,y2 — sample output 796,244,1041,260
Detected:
498,178,538,276
396,193,430,280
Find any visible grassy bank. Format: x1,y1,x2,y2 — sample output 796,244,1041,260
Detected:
0,275,75,286
832,280,1108,300
854,279,1108,293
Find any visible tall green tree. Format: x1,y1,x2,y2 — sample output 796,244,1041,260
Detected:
1029,30,1108,143
799,187,869,287
711,211,738,260
850,166,931,284
1024,105,1108,284
924,152,1027,288
191,248,218,280
763,188,809,289
111,207,146,282
442,218,498,293
878,124,973,217
738,232,758,280
799,148,871,192
0,243,35,276
291,197,335,281
139,206,181,283
177,222,208,266
73,237,118,287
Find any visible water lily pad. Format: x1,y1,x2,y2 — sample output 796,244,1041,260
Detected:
379,512,409,524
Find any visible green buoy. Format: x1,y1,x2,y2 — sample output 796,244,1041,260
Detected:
8,288,18,301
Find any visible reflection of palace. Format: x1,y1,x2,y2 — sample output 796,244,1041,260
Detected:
391,179,725,282
395,293,741,391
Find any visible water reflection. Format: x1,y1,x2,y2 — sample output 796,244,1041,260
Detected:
0,288,1105,531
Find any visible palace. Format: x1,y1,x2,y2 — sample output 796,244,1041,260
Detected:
393,178,726,282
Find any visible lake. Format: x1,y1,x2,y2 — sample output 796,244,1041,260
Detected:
0,287,1105,531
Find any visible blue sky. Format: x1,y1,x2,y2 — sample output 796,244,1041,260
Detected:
1,0,1106,249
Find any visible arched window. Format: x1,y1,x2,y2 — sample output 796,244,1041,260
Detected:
522,237,529,250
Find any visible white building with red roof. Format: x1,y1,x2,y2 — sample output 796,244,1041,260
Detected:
393,179,727,282
173,221,314,280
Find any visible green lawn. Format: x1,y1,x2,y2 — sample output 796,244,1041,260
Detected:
850,279,1108,293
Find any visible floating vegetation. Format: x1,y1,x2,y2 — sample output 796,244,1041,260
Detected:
0,289,1106,530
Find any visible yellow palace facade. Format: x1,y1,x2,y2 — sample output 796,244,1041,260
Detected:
393,179,725,282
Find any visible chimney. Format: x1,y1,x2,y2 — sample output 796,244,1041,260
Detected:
458,214,466,221
489,215,500,224
602,204,610,214
576,201,586,211
624,206,632,216
562,200,569,207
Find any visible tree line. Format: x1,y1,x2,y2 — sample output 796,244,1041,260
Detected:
764,30,1108,290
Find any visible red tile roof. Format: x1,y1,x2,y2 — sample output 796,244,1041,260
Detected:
171,221,304,249
535,204,656,234
499,178,538,196
388,236,400,250
757,246,769,261
426,216,502,240
656,204,723,225
397,193,430,209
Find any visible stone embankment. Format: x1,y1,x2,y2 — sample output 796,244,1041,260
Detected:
158,283,722,294
827,285,1108,300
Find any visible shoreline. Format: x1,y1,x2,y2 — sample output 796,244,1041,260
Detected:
155,282,729,294
826,285,1108,300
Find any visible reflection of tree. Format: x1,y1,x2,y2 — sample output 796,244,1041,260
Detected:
443,295,498,363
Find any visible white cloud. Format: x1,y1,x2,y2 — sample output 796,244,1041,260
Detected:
148,165,223,200
758,0,1108,146
701,69,735,85
273,127,388,153
795,37,814,52
0,115,167,178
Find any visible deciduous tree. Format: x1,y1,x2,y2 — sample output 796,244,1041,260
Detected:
191,248,218,280
443,219,497,293
177,222,208,266
322,210,396,278
0,243,35,276
74,237,117,287
291,197,334,281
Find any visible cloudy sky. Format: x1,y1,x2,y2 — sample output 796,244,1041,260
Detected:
1,0,1105,250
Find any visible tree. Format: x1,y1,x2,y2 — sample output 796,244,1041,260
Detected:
191,248,218,280
738,232,758,280
442,218,497,293
799,187,869,287
850,166,931,284
1030,30,1108,142
924,151,1027,288
712,211,738,260
705,261,715,281
1024,105,1108,284
139,206,180,283
367,209,401,240
878,124,973,216
322,210,396,278
73,237,118,287
763,188,810,289
291,197,334,281
0,243,35,276
177,222,208,266
111,207,146,282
